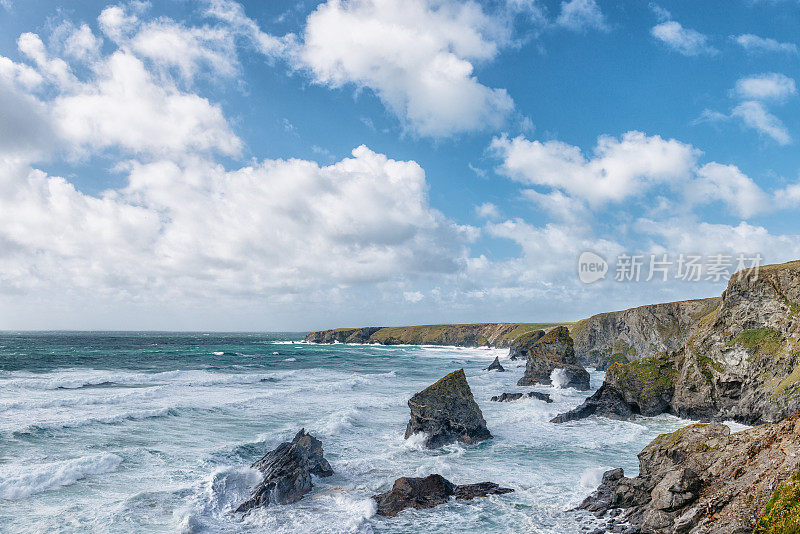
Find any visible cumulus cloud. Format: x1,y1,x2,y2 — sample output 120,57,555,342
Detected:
734,73,796,101
556,0,609,33
733,34,798,55
732,100,792,145
286,0,515,138
651,21,717,56
0,147,470,298
490,131,699,206
475,202,501,220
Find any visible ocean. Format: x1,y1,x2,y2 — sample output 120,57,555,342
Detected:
0,332,697,533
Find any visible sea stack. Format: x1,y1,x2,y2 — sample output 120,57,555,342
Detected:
484,356,505,372
405,369,492,448
236,429,333,512
515,326,590,390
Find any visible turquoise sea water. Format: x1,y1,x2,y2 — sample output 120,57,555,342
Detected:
0,332,696,533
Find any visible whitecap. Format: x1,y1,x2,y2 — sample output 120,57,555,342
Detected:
0,453,122,500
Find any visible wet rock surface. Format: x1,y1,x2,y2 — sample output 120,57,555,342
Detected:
491,391,553,403
577,413,800,533
405,369,492,448
373,474,513,517
515,327,590,390
484,356,505,372
236,429,333,512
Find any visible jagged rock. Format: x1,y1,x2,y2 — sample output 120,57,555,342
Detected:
236,429,332,512
484,356,505,372
405,369,491,448
515,327,590,390
491,391,553,403
372,474,513,516
577,413,800,533
570,298,720,369
509,330,545,359
552,352,675,423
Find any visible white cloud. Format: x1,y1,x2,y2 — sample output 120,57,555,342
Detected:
733,34,798,55
556,0,609,33
490,131,699,206
732,100,791,145
0,147,470,299
288,0,515,138
403,291,424,303
475,202,501,219
691,162,770,218
734,72,796,101
204,0,288,56
651,21,717,56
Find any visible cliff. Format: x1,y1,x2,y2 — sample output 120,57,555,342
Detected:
556,260,800,425
304,322,567,348
579,413,800,533
571,297,720,369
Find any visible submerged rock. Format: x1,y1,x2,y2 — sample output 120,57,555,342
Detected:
372,474,513,517
484,356,505,372
491,391,553,403
515,327,590,390
578,413,800,533
236,429,333,512
405,369,492,448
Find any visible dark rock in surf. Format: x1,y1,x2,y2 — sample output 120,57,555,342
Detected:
491,391,553,403
405,369,491,448
484,356,505,372
372,474,513,516
236,429,332,512
515,327,590,390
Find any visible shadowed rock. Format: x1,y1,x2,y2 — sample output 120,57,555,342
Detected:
491,391,553,403
405,369,491,448
515,327,590,390
372,474,513,516
508,330,545,360
236,429,333,512
484,356,505,372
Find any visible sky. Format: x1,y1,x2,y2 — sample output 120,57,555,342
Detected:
1,0,800,331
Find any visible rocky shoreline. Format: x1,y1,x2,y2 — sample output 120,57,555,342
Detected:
247,260,800,531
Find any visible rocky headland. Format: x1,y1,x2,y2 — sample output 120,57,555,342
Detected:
579,413,800,533
405,369,492,448
515,326,591,390
305,322,567,348
555,260,800,425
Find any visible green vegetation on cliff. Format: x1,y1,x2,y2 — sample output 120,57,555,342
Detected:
754,471,800,534
607,353,677,409
727,328,784,357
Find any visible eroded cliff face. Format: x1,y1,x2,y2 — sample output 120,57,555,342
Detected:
305,323,566,348
557,260,800,425
570,298,720,369
580,414,800,533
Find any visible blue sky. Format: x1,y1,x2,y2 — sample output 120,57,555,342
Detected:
1,0,799,330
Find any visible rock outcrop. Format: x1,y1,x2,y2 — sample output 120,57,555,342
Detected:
570,298,720,369
305,322,567,348
236,429,333,512
491,391,553,403
508,330,545,359
484,356,505,372
557,261,800,425
372,474,513,517
579,413,800,533
405,369,492,448
515,327,590,390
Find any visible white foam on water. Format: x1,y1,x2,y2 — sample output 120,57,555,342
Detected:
550,368,569,389
0,453,122,500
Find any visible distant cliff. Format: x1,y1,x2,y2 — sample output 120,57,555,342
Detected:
571,297,721,369
304,322,568,348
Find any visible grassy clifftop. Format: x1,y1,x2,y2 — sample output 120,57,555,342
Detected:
305,322,570,348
